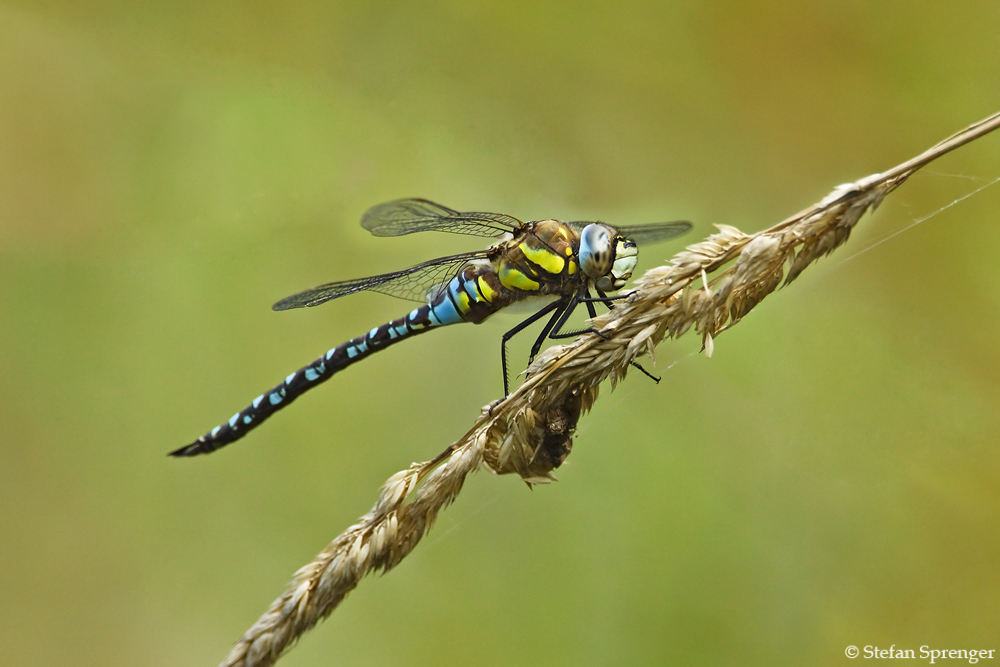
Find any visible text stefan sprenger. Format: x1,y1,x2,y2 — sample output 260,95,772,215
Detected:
864,645,995,664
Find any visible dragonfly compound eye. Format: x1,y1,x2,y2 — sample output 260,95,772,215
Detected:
579,224,616,281
609,237,638,289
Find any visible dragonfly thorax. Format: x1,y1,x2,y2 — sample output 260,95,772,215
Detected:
579,224,638,292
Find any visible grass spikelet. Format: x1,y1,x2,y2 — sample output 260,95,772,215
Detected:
218,111,1000,667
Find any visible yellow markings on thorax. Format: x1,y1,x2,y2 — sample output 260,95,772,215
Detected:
499,263,540,291
519,242,565,275
477,276,496,302
567,259,577,275
455,288,472,313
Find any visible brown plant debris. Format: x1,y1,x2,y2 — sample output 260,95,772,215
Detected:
218,111,1000,667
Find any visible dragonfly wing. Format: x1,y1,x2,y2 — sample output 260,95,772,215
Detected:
361,198,523,238
272,251,488,310
616,220,692,245
567,220,693,245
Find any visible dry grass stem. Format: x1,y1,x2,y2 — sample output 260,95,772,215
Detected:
219,111,1000,667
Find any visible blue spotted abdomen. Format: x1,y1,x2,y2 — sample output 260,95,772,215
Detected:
171,300,463,457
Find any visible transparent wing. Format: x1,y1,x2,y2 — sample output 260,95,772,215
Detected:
272,251,487,310
567,220,693,245
617,220,693,245
361,198,523,238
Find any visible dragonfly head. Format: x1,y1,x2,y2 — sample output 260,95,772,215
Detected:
579,224,638,292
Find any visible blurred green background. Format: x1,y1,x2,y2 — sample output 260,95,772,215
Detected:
2,1,999,665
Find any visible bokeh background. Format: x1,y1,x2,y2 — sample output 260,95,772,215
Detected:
2,2,999,665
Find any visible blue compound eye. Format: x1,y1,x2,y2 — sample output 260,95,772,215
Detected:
579,224,616,279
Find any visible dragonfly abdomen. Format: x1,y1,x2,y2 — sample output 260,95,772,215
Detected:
171,302,455,457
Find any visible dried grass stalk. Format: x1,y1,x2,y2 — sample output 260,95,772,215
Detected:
219,111,1000,667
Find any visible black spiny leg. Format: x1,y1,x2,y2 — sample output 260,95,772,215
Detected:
549,288,615,341
528,299,574,363
547,293,592,340
595,288,634,307
629,362,661,383
595,288,660,384
584,289,599,319
500,298,566,397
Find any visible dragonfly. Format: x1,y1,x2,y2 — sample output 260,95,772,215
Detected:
170,199,691,457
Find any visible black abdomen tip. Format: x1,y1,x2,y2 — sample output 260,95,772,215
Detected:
168,437,217,457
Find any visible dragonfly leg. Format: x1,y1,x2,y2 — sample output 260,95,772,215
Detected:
577,290,635,306
595,289,660,382
500,298,566,396
528,301,572,362
630,361,661,383
584,288,599,319
595,288,616,310
549,293,606,340
557,289,635,337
